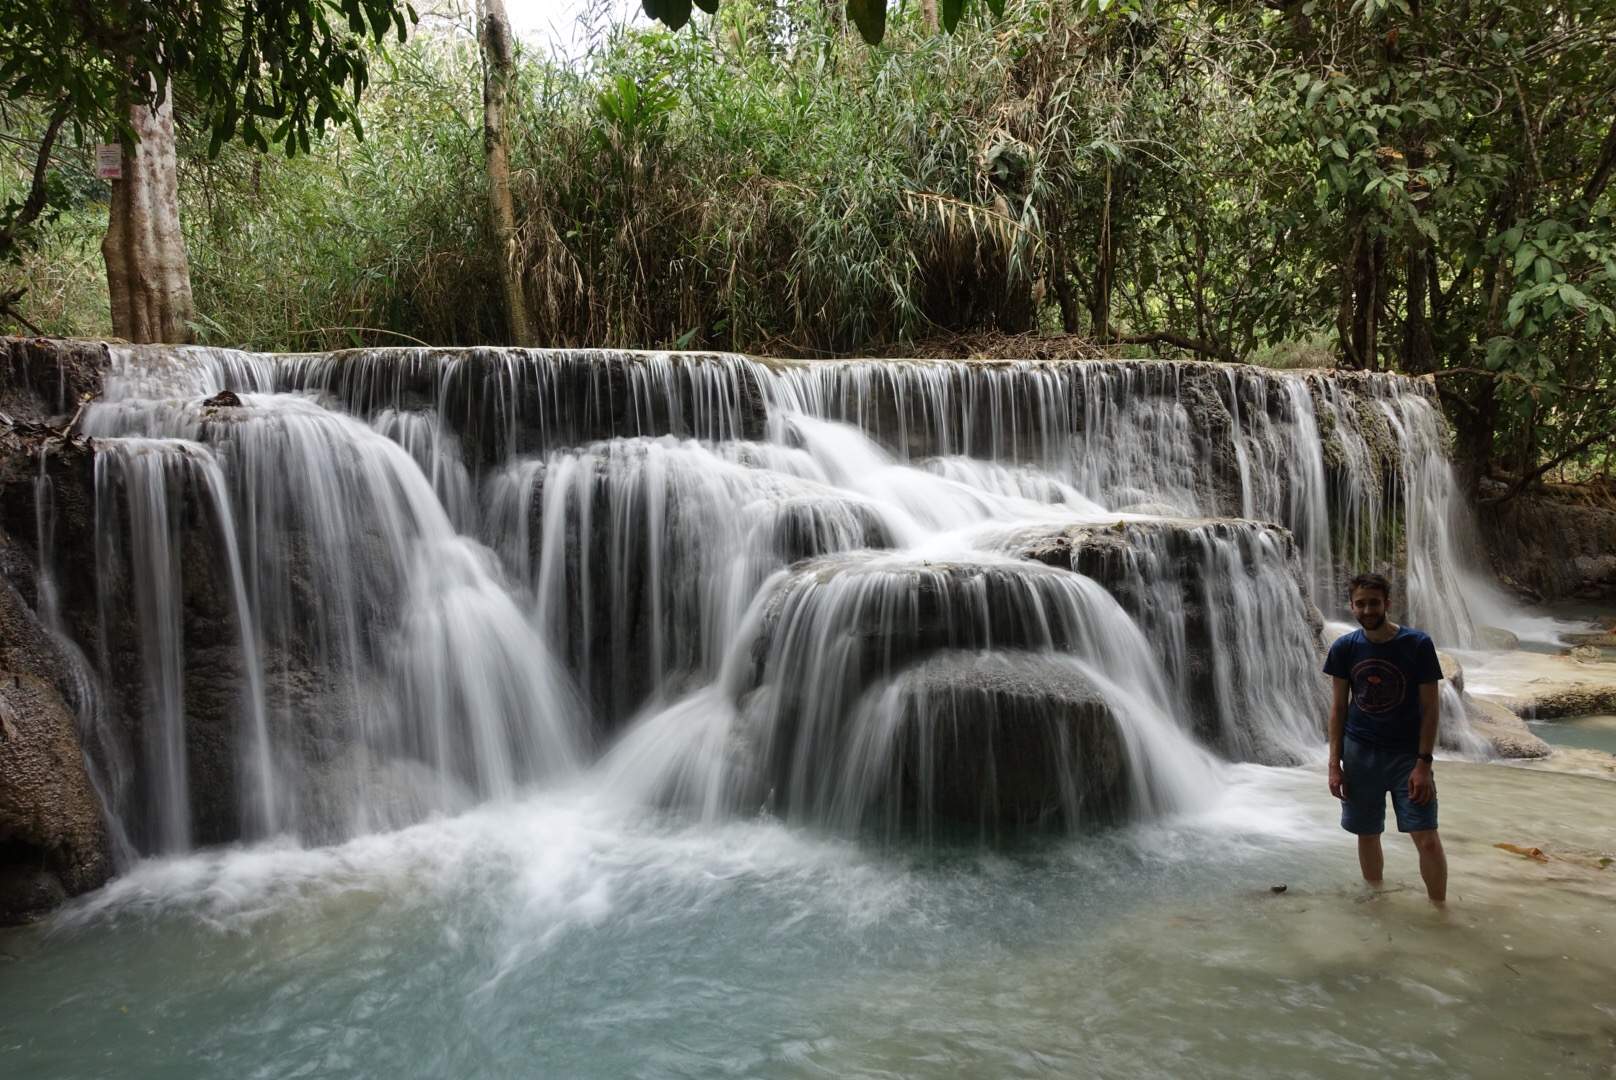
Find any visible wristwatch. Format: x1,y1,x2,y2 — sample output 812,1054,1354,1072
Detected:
1416,753,1434,764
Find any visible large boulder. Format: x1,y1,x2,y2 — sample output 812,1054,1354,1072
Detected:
1003,516,1327,763
856,651,1129,832
1463,696,1551,759
734,552,1131,823
0,561,111,924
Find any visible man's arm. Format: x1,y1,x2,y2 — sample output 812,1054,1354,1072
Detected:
1328,676,1348,798
1410,681,1439,804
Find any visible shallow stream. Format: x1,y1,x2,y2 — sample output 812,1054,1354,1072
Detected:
4,762,1611,1079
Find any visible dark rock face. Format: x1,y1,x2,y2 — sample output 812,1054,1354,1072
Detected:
0,482,111,922
506,442,895,731
1478,484,1616,602
274,347,772,466
870,651,1128,831
735,553,1119,824
1,338,108,425
1009,517,1327,763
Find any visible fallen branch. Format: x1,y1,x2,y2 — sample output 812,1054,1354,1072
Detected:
1481,427,1616,504
1114,329,1236,363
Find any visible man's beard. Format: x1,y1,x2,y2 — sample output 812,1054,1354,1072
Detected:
1357,613,1385,630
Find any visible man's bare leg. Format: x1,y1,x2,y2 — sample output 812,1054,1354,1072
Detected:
1410,829,1447,903
1357,834,1384,886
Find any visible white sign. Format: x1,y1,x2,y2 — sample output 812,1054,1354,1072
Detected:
95,143,122,180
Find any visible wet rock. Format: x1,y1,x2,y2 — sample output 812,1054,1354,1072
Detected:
748,553,1097,690
1004,516,1326,763
1,337,108,425
1437,651,1465,695
0,579,111,924
737,554,1125,819
762,495,892,565
0,434,110,923
1512,687,1616,721
280,347,771,465
1477,625,1521,651
1563,631,1616,649
868,651,1128,830
1464,696,1551,759
200,389,242,408
1478,485,1616,603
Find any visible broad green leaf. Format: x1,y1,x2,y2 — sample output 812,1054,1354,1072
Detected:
846,0,886,44
1512,243,1535,276
658,0,693,29
942,0,966,32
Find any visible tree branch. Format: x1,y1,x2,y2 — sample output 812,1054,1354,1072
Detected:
1115,329,1236,362
1574,114,1616,224
1482,427,1616,504
0,96,72,257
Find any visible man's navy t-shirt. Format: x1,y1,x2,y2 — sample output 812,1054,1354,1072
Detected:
1323,626,1444,753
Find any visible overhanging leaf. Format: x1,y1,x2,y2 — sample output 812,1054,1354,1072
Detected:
942,0,965,32
847,0,886,44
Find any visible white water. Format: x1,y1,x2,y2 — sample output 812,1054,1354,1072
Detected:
45,345,1522,859
4,762,1612,1079
14,343,1613,1079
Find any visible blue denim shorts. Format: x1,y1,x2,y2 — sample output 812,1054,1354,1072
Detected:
1340,736,1438,835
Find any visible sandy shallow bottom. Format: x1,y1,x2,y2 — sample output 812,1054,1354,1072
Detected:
2,762,1612,1079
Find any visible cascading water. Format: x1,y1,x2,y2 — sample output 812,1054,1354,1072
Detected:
35,344,1510,861
15,341,1603,1080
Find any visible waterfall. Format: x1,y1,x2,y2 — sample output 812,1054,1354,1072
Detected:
27,344,1508,857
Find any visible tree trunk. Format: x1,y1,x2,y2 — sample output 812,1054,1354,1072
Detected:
1091,161,1115,342
479,0,534,346
102,88,194,344
1402,240,1435,374
920,0,939,32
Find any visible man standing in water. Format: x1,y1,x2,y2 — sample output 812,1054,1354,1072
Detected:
1325,573,1448,903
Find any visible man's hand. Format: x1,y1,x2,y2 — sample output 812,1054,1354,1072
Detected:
1409,761,1435,805
1328,761,1346,800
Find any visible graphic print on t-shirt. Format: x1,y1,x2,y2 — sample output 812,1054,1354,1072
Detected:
1350,658,1407,715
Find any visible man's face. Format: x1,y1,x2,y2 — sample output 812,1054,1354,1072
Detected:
1350,586,1389,630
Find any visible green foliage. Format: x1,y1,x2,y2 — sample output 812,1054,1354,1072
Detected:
0,0,418,280
6,0,1616,489
0,0,416,154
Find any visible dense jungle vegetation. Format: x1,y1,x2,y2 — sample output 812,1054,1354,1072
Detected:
2,0,1614,490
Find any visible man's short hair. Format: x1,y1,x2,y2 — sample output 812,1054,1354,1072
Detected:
1348,572,1392,600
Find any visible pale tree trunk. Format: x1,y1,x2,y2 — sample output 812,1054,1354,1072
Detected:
102,88,194,344
920,0,939,32
479,0,534,345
